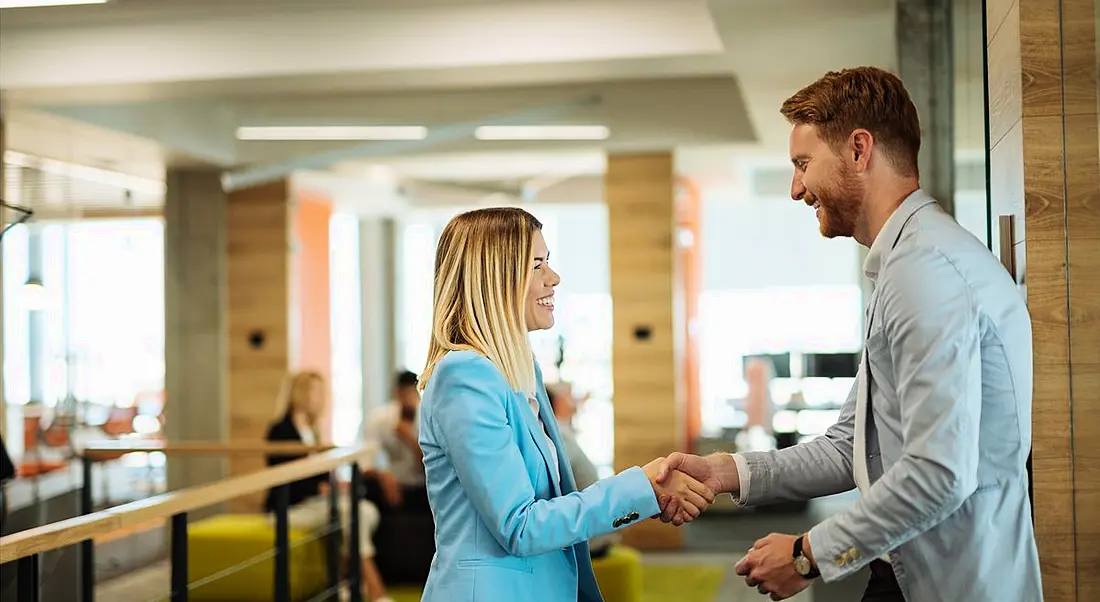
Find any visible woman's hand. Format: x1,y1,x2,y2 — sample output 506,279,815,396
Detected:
643,457,715,525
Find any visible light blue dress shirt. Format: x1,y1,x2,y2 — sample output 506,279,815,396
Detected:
733,190,1042,602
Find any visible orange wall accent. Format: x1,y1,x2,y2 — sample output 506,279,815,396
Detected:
675,176,703,447
292,192,333,439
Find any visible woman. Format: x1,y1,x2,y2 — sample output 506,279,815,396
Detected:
416,208,714,602
264,370,393,602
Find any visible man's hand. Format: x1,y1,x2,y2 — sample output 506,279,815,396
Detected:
654,453,739,524
735,533,813,601
642,458,715,525
377,470,404,507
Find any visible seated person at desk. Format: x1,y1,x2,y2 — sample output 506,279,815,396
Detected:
264,370,394,602
363,370,430,514
546,383,618,559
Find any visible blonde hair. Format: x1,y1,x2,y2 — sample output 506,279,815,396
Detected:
420,207,542,395
276,370,326,440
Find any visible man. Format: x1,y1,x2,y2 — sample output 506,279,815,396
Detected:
658,66,1040,602
364,370,429,514
546,382,618,558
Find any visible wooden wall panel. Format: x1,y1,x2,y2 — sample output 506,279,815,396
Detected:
227,180,291,509
1062,0,1100,595
606,152,682,549
987,0,1100,598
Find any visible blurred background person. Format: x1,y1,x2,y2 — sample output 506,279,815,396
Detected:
264,370,394,602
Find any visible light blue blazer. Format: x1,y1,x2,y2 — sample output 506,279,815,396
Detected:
417,350,659,602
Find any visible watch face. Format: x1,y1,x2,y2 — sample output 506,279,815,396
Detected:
794,556,812,576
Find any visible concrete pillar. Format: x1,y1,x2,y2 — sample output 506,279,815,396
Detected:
359,217,398,422
163,168,228,490
896,0,955,215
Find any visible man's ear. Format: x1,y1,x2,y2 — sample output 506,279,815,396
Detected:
850,129,874,170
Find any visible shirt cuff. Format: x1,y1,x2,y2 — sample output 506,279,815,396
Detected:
729,453,752,507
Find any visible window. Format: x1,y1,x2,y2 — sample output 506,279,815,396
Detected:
330,214,363,446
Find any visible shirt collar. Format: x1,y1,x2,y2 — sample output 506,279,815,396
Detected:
862,188,939,282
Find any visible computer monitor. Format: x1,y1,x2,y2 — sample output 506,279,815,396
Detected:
802,352,860,378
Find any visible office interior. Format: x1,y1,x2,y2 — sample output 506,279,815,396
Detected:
0,1,1097,601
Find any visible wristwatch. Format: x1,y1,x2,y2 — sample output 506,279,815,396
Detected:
793,535,820,579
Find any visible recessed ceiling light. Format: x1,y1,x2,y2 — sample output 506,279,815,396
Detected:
236,126,428,141
474,125,610,141
0,0,107,8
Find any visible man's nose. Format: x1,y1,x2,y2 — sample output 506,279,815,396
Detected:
791,176,806,201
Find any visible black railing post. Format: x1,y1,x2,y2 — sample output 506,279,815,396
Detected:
81,456,95,602
274,484,291,602
18,553,40,602
170,512,188,602
348,463,363,602
326,472,341,600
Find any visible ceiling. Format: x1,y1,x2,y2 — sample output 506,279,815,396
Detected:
0,0,931,213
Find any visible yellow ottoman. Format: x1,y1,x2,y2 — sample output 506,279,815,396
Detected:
188,514,328,602
592,545,643,602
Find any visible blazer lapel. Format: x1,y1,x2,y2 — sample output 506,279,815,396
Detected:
515,391,562,497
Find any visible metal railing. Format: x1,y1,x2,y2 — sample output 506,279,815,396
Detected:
0,442,375,602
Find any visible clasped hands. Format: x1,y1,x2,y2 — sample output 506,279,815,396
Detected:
640,452,730,526
646,453,815,601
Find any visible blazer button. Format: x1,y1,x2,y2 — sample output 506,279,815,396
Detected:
612,518,623,528
628,511,640,521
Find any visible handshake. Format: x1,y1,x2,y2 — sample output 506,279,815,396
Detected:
641,452,739,526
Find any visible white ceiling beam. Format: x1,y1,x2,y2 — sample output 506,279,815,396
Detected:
0,0,723,90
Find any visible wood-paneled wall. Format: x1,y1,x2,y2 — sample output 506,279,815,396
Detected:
227,180,293,507
986,0,1100,599
606,152,683,549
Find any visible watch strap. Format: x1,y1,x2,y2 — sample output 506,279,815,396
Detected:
793,535,821,579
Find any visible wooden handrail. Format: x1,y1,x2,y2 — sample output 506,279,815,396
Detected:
82,440,337,459
0,444,375,564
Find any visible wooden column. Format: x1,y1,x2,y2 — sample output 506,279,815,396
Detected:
606,152,684,549
986,0,1100,599
226,181,332,510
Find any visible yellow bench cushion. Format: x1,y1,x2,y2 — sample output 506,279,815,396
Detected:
592,545,643,602
188,514,327,602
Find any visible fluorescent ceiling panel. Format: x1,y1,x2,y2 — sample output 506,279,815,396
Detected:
474,126,610,141
0,0,106,8
236,126,428,141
